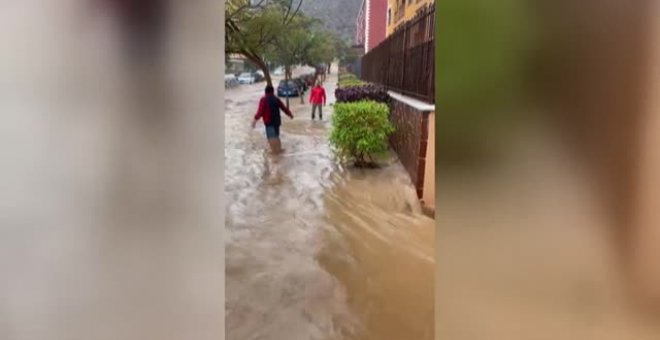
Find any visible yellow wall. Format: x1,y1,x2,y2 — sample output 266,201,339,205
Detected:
386,0,396,36
631,0,660,302
422,111,435,213
386,0,434,36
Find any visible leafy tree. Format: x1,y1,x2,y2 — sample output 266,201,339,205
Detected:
225,0,305,86
328,34,350,67
264,15,333,106
305,30,336,68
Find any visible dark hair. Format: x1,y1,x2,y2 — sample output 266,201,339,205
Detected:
265,85,274,94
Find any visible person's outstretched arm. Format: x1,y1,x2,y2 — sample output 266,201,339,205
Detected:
277,98,294,119
252,98,265,127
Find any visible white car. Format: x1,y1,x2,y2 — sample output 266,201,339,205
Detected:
238,73,255,84
273,67,284,76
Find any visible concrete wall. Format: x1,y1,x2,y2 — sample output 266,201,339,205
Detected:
630,0,660,302
387,92,434,214
422,112,435,213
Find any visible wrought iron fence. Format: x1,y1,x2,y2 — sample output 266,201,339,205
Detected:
361,4,435,103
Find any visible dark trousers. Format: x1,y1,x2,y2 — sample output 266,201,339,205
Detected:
311,104,322,119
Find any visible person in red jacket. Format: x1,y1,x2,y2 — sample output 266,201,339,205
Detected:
252,85,294,154
308,80,327,120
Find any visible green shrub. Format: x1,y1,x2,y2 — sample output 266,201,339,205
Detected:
337,72,368,88
338,73,358,81
337,78,367,88
329,101,394,167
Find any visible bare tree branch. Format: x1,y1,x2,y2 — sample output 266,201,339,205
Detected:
283,0,303,25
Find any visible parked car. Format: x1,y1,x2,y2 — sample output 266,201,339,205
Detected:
252,71,264,82
277,80,300,97
225,74,239,88
238,72,255,84
273,67,284,76
292,78,307,92
301,74,315,87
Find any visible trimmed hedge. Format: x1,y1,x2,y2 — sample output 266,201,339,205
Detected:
334,84,390,104
329,101,394,167
338,73,358,82
337,79,367,88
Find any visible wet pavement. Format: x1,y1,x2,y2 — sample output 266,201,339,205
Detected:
225,73,435,340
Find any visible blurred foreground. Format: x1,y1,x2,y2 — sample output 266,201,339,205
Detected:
0,1,223,339
436,0,660,338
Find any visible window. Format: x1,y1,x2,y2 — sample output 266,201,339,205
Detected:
395,0,405,21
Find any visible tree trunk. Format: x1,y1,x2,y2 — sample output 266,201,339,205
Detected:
299,66,304,105
263,70,273,87
285,65,291,80
284,65,291,109
243,53,272,87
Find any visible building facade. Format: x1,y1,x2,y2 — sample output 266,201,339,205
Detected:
355,0,388,53
386,0,434,36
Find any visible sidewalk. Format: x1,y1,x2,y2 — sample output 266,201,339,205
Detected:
281,67,337,123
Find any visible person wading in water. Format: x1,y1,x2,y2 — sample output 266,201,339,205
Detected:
252,85,294,154
309,80,327,120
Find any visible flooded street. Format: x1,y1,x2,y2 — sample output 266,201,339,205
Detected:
225,73,435,340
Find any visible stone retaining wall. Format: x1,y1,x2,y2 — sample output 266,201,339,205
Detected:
387,92,434,214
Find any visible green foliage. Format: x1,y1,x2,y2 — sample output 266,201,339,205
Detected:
337,73,367,89
264,16,335,71
338,73,357,81
226,3,286,55
226,1,353,89
337,78,366,88
329,35,350,63
227,0,346,86
329,101,394,166
226,0,307,84
303,30,336,65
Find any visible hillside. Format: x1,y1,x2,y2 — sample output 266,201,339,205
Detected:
300,0,362,43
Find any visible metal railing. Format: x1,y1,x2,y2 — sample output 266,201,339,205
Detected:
361,4,434,103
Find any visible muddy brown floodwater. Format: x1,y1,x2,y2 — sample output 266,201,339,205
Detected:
224,74,435,340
